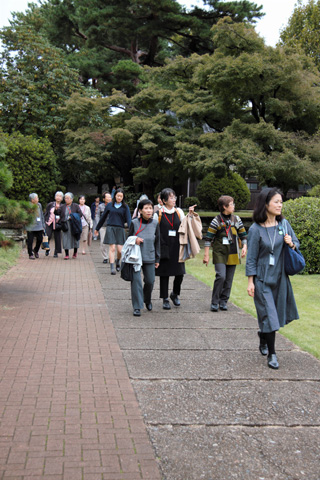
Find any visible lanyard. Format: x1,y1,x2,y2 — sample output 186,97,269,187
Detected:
135,218,150,235
265,224,277,254
164,213,174,228
221,215,231,236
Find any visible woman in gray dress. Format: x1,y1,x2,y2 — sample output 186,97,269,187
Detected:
246,188,299,370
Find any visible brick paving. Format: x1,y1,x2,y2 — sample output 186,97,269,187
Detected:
0,247,161,480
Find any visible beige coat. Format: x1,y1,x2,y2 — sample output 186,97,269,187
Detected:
178,212,202,262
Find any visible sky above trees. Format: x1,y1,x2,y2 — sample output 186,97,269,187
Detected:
0,0,301,46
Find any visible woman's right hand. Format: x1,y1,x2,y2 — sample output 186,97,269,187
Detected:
94,230,98,237
203,253,209,266
135,237,144,245
247,281,255,297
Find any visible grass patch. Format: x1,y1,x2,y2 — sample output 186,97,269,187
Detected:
186,248,320,359
0,243,21,278
184,210,253,218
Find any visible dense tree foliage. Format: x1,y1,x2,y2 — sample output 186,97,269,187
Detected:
280,0,320,68
0,22,81,140
0,131,60,203
1,2,320,206
96,20,320,195
7,0,263,94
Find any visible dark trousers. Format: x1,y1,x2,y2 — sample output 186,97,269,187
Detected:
47,227,62,254
159,275,183,299
131,263,155,310
211,264,236,306
27,231,43,256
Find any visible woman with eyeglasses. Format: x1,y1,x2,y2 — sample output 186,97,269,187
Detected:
155,188,195,309
203,195,248,312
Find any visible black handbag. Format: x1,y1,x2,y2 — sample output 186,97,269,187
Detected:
120,262,134,281
61,220,68,232
284,244,305,275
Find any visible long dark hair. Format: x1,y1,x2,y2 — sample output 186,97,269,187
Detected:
253,187,284,224
112,188,127,207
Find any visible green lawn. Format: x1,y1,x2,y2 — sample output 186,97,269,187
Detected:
186,249,320,359
0,244,21,278
185,210,253,218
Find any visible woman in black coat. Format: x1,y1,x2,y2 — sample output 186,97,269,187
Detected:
44,191,64,258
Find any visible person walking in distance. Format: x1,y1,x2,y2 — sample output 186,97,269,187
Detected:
96,192,112,264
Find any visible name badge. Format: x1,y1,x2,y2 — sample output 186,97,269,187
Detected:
222,237,229,245
168,230,176,237
37,217,41,222
269,254,275,266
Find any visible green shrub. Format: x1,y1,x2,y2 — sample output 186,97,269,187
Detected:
184,196,200,208
0,131,60,204
307,185,320,198
196,172,250,210
282,197,320,274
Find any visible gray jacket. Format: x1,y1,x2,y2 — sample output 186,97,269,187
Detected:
26,203,45,232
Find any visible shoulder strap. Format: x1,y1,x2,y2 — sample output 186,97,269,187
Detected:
158,207,181,224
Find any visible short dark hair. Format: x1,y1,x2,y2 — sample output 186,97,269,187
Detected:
138,198,154,211
253,187,284,224
160,188,175,203
78,195,85,201
102,191,111,199
218,195,234,213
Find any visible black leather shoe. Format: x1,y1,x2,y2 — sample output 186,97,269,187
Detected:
53,254,58,258
103,259,108,264
116,260,120,272
267,354,279,369
170,292,180,306
163,299,171,310
210,303,219,312
219,305,228,311
133,309,141,317
145,303,152,311
45,250,50,257
258,331,268,356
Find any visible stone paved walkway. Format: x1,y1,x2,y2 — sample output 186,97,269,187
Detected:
1,241,320,480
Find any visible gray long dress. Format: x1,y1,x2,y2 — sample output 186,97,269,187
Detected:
246,221,299,333
61,203,82,250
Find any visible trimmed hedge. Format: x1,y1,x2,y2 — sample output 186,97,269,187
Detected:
196,172,250,210
282,197,320,274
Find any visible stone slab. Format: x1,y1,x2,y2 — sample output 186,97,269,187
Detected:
116,328,294,351
123,350,320,380
148,425,320,480
133,379,320,426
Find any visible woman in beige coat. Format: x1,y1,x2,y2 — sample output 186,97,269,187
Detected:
79,195,93,255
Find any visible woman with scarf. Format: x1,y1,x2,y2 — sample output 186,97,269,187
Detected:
44,191,64,258
203,195,248,312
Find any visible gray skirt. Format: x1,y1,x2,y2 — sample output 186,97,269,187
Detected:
62,220,80,249
104,226,126,245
